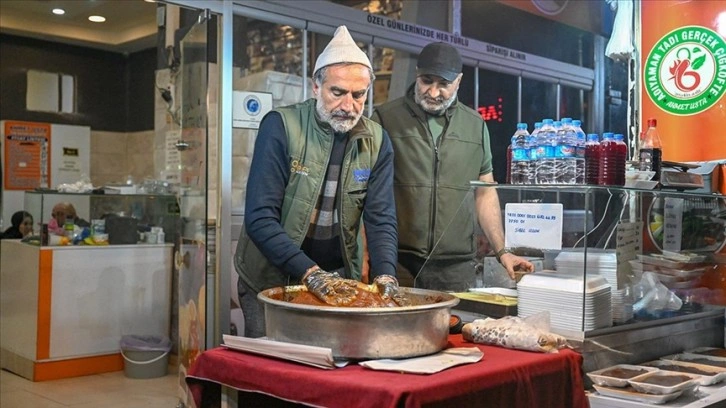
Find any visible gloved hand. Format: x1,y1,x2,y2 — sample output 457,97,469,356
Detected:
373,275,411,306
303,268,358,306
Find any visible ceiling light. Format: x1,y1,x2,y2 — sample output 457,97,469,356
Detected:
52,8,65,15
144,0,157,2
88,15,106,23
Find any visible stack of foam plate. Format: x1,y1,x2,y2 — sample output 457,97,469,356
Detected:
554,250,618,287
517,272,612,332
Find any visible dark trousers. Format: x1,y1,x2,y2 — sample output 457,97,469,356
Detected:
237,279,265,338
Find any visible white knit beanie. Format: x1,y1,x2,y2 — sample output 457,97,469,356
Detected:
313,25,372,74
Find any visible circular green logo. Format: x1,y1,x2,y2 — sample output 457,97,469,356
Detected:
644,25,726,116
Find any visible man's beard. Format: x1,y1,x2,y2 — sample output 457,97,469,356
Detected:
316,98,362,133
414,87,457,115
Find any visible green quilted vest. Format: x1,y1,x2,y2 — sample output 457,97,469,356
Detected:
372,89,485,260
235,98,384,292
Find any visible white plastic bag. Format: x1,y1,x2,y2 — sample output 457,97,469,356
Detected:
605,0,634,61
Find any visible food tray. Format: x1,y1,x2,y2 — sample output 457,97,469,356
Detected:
592,385,683,405
661,353,726,369
627,370,700,395
587,364,658,387
637,254,706,269
685,347,726,359
468,287,518,298
517,272,609,294
640,359,726,386
628,260,707,279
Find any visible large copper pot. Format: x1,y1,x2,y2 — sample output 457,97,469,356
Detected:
258,286,459,359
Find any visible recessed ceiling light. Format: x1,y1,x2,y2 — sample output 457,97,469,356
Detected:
52,8,65,15
88,15,106,23
144,0,156,2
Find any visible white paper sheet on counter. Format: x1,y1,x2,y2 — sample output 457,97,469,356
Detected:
359,347,483,374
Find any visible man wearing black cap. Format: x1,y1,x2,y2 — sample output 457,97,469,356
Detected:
371,42,533,291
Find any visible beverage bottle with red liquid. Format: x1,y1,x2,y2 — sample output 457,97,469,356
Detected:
585,133,600,185
639,118,663,181
598,132,618,185
613,133,627,186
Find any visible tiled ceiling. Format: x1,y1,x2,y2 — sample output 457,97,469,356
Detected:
0,0,159,53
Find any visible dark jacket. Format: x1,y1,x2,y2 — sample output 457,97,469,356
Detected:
235,99,398,293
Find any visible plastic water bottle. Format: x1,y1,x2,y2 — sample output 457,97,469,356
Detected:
613,134,627,186
598,132,618,185
572,120,587,184
553,121,575,184
510,123,530,185
585,133,601,185
535,119,556,184
506,135,514,184
527,122,542,184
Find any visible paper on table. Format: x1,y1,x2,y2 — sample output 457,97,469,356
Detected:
222,334,349,370
359,347,483,374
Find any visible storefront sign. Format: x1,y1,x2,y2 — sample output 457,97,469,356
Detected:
644,25,726,116
504,203,563,250
3,121,50,190
640,1,726,161
233,91,272,129
363,13,527,62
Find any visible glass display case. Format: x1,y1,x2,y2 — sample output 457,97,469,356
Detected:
416,184,726,371
23,191,180,246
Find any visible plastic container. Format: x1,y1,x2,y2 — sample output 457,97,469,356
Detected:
510,123,531,185
598,132,620,186
587,364,658,387
120,335,172,379
585,134,601,185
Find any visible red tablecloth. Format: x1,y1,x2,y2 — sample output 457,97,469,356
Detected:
186,334,588,408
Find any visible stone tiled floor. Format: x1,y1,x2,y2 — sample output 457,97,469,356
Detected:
0,369,179,408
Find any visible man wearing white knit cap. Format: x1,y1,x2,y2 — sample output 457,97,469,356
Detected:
235,25,402,337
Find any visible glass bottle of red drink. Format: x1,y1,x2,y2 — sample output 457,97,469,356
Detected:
585,133,600,185
639,118,663,181
598,132,618,185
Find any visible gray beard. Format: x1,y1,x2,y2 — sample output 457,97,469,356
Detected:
414,88,457,115
316,98,361,133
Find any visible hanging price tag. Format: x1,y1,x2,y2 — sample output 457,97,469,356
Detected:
663,197,684,252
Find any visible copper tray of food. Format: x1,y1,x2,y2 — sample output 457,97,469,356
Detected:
258,285,459,359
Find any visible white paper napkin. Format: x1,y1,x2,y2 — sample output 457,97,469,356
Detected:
359,347,483,374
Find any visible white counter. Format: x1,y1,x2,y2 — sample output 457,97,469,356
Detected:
0,240,172,381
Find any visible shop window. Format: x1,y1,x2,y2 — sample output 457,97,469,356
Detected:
522,78,557,126
26,70,75,113
560,84,591,130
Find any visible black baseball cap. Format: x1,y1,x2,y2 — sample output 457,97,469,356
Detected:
417,42,462,82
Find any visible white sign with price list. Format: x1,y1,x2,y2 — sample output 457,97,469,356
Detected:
504,203,563,250
233,91,272,129
663,197,684,251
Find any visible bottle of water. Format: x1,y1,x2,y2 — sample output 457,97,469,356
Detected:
613,134,627,186
572,120,587,184
527,122,542,185
510,123,530,184
585,133,600,185
553,121,576,184
535,119,556,184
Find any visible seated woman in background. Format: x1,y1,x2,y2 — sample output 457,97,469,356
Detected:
1,211,34,239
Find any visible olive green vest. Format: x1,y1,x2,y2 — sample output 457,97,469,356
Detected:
235,98,384,293
372,89,485,260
